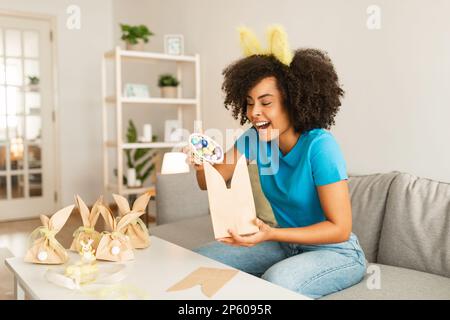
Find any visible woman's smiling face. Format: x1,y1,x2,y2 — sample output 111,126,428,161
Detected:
246,76,292,142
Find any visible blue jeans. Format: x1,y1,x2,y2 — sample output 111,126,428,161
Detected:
193,232,367,299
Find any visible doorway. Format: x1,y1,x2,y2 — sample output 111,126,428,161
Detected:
0,13,58,221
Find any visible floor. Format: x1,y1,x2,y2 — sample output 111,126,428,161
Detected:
0,200,157,300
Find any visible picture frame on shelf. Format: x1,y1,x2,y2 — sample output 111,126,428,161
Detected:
124,83,150,98
164,34,184,55
164,120,183,142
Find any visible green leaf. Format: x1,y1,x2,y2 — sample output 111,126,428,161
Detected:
123,120,158,185
134,153,154,173
133,148,150,162
140,163,155,182
125,149,133,168
120,23,154,44
126,120,137,143
158,74,179,87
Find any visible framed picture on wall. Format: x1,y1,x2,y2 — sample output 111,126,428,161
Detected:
164,34,184,55
123,83,150,98
164,120,182,142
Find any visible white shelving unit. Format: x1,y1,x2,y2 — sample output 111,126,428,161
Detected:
101,46,201,196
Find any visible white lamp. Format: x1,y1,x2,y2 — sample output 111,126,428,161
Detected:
161,152,190,174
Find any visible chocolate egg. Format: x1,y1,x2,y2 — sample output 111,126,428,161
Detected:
214,147,222,158
191,137,199,145
194,142,203,150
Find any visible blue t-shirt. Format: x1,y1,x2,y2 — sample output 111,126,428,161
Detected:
235,127,348,228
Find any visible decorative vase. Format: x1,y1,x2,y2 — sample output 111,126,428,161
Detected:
143,124,152,142
126,40,145,51
161,86,177,98
127,168,137,187
28,84,39,92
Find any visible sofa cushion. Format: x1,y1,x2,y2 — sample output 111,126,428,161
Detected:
377,173,450,278
321,263,450,300
248,165,277,227
156,171,210,225
347,172,399,263
150,215,214,250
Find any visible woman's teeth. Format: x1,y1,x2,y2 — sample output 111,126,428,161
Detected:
255,121,271,129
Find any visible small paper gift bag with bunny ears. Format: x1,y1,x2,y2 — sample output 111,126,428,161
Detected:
203,155,259,239
24,205,75,264
113,192,151,249
96,204,141,262
70,195,102,253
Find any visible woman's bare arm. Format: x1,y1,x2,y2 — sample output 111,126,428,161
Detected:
269,180,352,244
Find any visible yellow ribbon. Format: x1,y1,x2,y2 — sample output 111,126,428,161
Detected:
111,231,125,239
29,226,67,260
72,226,96,238
29,226,57,245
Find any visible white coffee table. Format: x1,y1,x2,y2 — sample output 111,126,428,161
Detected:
5,236,310,300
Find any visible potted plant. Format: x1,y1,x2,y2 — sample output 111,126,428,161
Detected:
158,74,180,98
28,76,39,92
120,23,154,51
114,120,157,187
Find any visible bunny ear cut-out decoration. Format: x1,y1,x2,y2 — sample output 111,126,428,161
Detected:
238,24,293,66
24,205,75,265
203,155,259,239
69,195,102,253
113,192,151,249
96,203,136,262
112,194,131,216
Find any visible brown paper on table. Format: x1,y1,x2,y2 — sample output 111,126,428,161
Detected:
113,192,151,249
203,154,260,239
167,267,239,298
96,204,141,262
69,195,102,252
24,205,75,264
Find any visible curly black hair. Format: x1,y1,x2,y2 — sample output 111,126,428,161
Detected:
222,48,344,133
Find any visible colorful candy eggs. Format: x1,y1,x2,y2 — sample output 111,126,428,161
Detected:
189,133,224,164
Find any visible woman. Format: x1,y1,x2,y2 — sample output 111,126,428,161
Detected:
189,27,366,299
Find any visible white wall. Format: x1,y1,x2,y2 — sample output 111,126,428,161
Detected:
114,0,450,182
0,0,114,205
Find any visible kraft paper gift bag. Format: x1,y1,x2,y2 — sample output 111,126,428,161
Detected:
24,205,75,264
113,192,151,249
96,204,141,262
69,195,102,253
203,154,260,239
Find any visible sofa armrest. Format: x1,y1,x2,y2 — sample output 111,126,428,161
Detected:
155,171,210,225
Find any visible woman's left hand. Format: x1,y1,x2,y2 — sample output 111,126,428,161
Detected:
218,218,273,247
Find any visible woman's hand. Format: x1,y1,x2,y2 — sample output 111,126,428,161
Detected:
183,145,204,171
218,218,273,247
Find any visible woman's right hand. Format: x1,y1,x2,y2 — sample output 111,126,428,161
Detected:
183,145,204,171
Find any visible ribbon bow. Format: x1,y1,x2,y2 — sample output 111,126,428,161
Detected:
29,226,67,260
72,226,95,238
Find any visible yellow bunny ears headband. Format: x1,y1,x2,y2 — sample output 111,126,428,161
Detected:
238,24,293,66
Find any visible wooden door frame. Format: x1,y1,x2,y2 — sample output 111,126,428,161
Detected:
0,10,61,214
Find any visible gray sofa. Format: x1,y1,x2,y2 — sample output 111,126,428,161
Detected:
150,169,450,299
